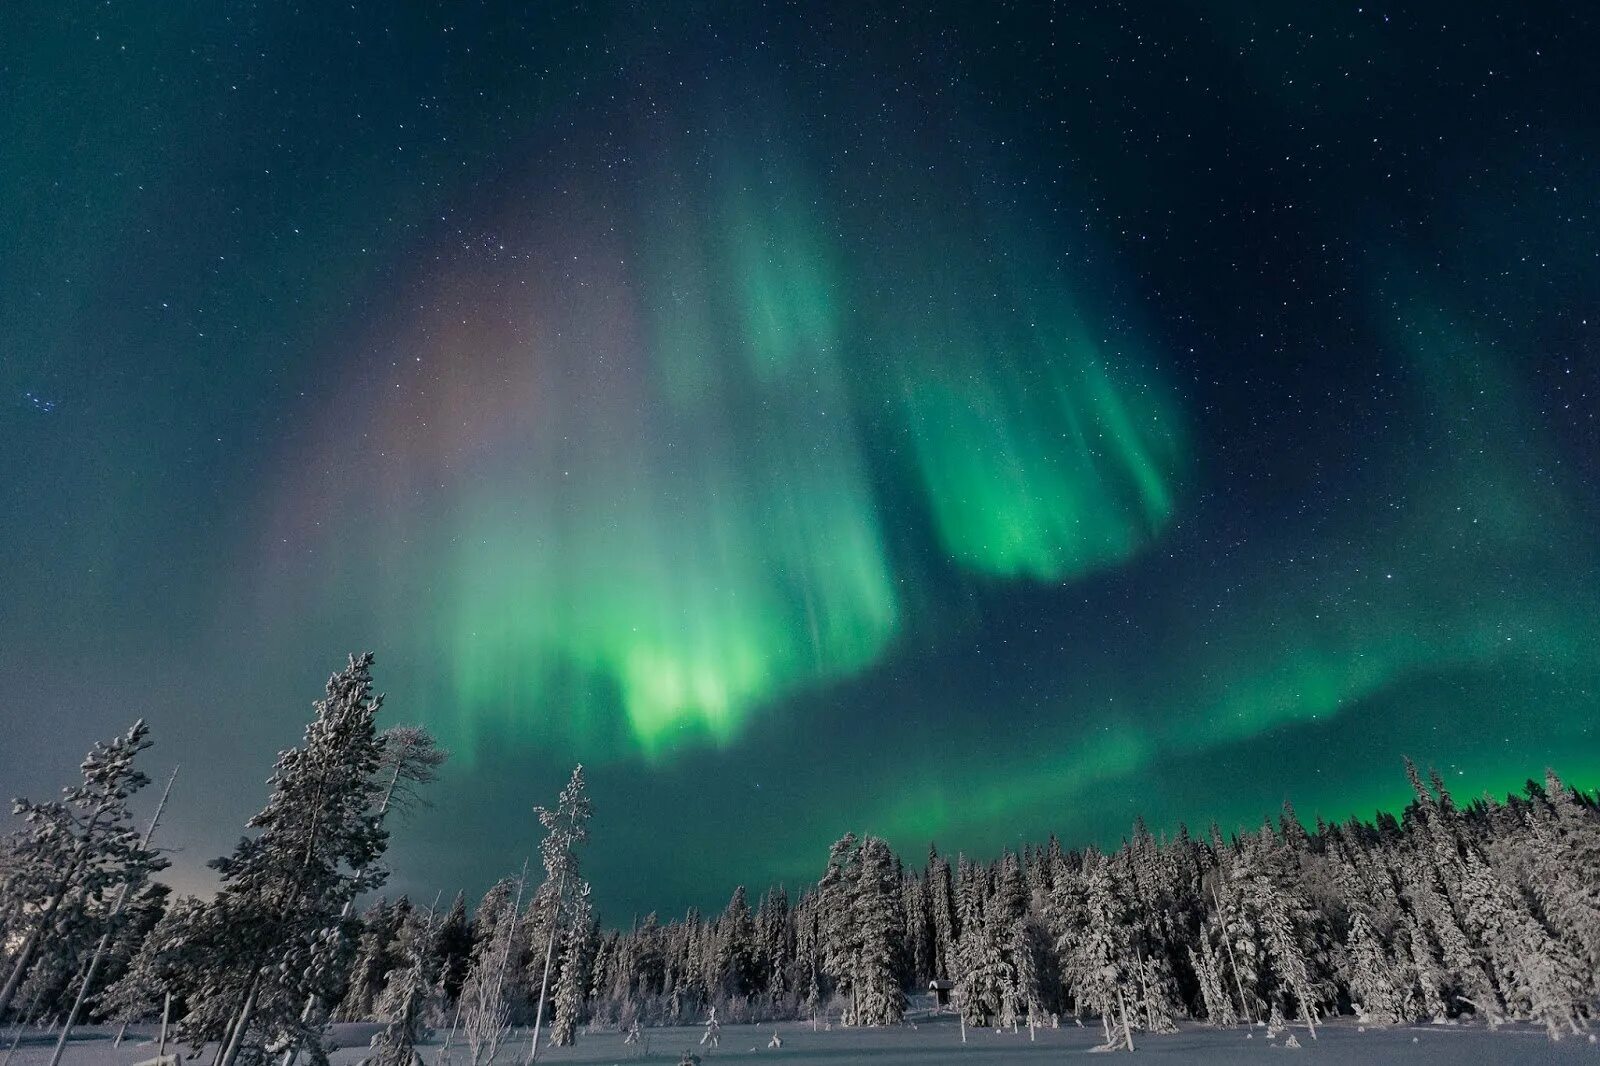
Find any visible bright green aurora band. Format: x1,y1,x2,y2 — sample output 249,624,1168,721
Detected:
425,136,1190,752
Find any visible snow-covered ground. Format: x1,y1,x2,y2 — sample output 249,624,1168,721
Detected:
7,1016,1592,1066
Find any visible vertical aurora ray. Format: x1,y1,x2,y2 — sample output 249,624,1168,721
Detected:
893,332,1183,582
307,133,909,758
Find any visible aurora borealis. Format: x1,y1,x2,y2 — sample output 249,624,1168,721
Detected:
2,2,1597,917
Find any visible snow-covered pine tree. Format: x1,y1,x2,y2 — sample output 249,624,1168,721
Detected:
953,857,1006,1028
0,721,167,1022
755,886,791,1004
1008,915,1044,1031
1520,773,1600,997
179,654,390,1066
1060,851,1131,1047
527,765,592,1060
288,726,446,1066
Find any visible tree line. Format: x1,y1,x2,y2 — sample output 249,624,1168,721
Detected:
4,652,1600,1063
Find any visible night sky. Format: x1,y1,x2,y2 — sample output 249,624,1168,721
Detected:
3,2,1598,921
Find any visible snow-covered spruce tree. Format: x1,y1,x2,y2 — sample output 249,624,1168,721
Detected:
925,847,958,983
179,654,390,1066
1519,772,1600,997
527,765,592,1058
1057,850,1134,1047
1325,834,1407,1025
549,899,592,1046
1008,915,1045,1031
432,891,474,1007
337,899,397,1022
1396,772,1505,1021
712,885,758,1000
1455,846,1585,1037
0,720,167,1023
1399,912,1450,1022
851,837,905,1025
957,910,1009,1029
1232,832,1322,1037
816,834,860,1020
1189,925,1237,1026
99,894,206,1028
362,900,441,1066
756,886,792,1005
950,854,1007,1028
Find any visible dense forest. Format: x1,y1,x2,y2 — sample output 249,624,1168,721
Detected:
4,654,1599,1063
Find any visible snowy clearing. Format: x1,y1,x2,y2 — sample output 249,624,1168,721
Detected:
7,1017,1591,1066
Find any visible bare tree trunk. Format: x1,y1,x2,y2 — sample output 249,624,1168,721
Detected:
1116,987,1135,1052
1297,978,1318,1040
219,980,258,1066
159,992,172,1058
49,768,178,1066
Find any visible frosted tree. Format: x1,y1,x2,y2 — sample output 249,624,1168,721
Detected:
337,900,398,1021
1456,846,1584,1037
290,726,446,1066
1521,773,1600,994
1055,851,1134,1047
432,891,474,1007
816,834,861,1018
1400,914,1449,1021
712,886,758,999
549,901,592,1046
1400,848,1502,1019
1189,926,1236,1026
1008,917,1044,1032
100,895,206,1029
851,837,905,1025
1233,838,1321,1038
0,721,167,1022
460,874,526,1066
363,901,441,1066
925,849,957,982
179,654,390,1066
527,765,591,1059
756,886,792,1002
